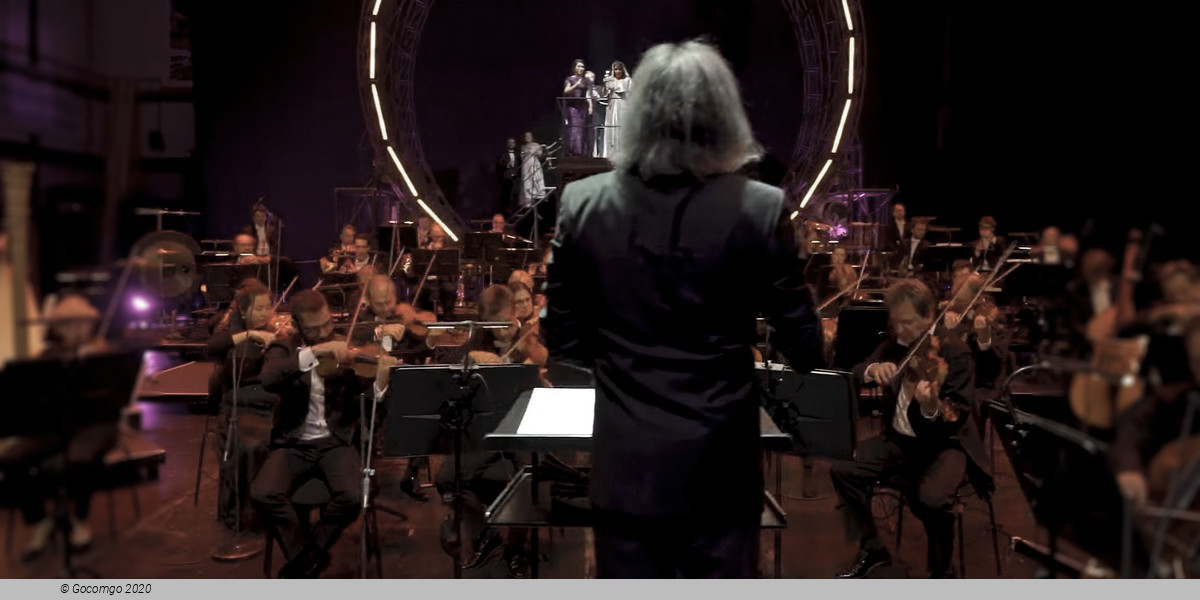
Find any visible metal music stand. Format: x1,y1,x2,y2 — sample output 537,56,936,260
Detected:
383,362,538,578
484,387,793,578
410,249,461,279
0,349,144,578
488,248,537,286
756,365,857,461
987,399,1139,577
204,263,269,303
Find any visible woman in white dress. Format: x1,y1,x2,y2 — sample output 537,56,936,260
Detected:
520,131,545,206
603,61,633,159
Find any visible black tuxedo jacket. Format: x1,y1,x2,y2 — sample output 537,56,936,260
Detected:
852,329,993,492
543,170,822,521
259,332,369,447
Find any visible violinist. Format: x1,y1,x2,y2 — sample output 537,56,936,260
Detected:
439,283,535,577
944,273,1010,391
359,274,432,501
465,284,547,366
827,246,857,297
1112,316,1200,508
206,280,282,535
250,290,397,578
830,279,990,579
17,295,112,560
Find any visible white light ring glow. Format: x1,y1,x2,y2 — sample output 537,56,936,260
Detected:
831,98,852,153
842,0,854,31
372,0,382,16
371,83,388,141
848,37,855,95
386,145,418,198
800,159,833,209
369,22,376,79
418,199,460,243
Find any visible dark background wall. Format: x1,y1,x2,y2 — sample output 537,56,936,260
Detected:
186,0,1193,267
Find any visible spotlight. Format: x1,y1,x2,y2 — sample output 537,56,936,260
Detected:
130,295,152,313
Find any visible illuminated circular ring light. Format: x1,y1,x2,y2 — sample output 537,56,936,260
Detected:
787,0,864,218
358,0,461,242
359,0,862,233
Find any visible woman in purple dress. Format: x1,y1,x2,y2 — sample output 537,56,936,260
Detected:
562,59,593,156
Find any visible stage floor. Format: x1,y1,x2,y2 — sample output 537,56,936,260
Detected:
2,400,1055,579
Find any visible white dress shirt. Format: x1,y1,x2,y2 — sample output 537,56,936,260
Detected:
255,224,270,256
295,346,386,441
865,348,939,438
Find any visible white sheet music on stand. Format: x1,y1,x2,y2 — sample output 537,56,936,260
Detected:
515,387,594,436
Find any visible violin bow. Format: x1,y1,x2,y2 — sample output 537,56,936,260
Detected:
816,249,873,312
272,276,300,313
896,242,1020,375
499,322,539,362
388,246,407,277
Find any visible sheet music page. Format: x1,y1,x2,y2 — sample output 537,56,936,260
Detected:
516,387,595,436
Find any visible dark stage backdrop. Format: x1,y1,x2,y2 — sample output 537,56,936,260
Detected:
414,0,804,220
192,0,370,283
190,1,1193,269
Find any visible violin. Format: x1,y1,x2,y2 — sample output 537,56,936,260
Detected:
899,333,959,423
312,333,396,379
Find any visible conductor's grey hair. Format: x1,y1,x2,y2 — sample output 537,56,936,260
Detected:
612,40,761,179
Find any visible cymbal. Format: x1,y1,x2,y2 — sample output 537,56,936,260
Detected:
131,230,201,298
849,222,875,227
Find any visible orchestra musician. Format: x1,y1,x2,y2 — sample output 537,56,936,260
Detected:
16,295,112,560
1065,248,1117,357
358,274,433,501
972,216,1005,272
234,233,270,265
249,290,398,578
250,206,277,258
944,273,1011,391
881,202,908,255
1030,226,1077,267
206,280,284,535
420,223,461,321
1112,316,1200,508
542,40,823,578
829,279,991,579
319,224,358,274
437,284,534,578
897,219,931,275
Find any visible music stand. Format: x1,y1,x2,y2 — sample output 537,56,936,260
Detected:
987,400,1139,576
488,248,537,286
383,362,538,578
410,249,461,279
756,366,857,461
463,233,503,264
484,387,793,577
0,349,144,578
205,263,268,303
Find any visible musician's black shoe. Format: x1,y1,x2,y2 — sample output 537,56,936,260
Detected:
279,546,328,579
400,477,429,502
463,531,503,569
836,547,890,578
504,547,530,579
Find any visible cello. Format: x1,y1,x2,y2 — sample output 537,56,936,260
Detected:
1068,230,1153,429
